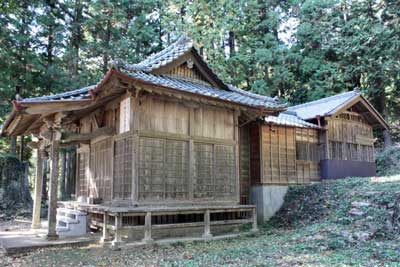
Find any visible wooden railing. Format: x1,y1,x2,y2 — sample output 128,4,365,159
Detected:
87,205,258,245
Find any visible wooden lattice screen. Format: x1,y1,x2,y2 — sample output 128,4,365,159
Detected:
214,145,236,197
193,143,236,199
90,138,113,201
193,143,214,198
77,151,89,197
113,136,133,199
138,137,190,201
165,140,189,199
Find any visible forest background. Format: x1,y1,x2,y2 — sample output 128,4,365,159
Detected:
1,0,399,158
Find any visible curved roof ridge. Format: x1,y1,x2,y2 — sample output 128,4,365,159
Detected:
22,85,95,102
118,36,193,72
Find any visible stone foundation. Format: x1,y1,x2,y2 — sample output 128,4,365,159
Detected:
250,185,288,223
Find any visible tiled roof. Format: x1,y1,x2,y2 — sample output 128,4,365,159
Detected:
120,70,285,108
288,90,360,120
22,85,95,102
120,36,194,72
19,36,285,109
265,111,320,128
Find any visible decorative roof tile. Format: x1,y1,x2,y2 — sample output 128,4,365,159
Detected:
288,90,360,120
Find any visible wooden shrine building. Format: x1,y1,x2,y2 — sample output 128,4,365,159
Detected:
0,36,389,242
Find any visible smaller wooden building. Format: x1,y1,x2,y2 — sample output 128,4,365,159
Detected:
288,90,389,179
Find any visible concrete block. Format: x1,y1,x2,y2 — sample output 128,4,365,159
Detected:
250,185,288,223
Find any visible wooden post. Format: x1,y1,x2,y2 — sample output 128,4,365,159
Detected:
47,131,60,240
31,148,43,229
251,207,258,232
101,212,109,243
202,209,212,238
143,212,153,243
112,213,123,246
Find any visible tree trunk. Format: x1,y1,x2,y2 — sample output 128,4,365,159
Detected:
380,90,392,148
19,135,24,161
228,31,235,57
10,136,17,155
102,18,111,75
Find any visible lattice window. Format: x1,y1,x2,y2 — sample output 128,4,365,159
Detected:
193,143,214,198
77,151,89,197
165,140,189,200
214,145,236,197
90,139,112,201
138,138,164,200
113,136,133,199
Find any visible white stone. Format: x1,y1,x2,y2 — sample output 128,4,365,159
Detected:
56,208,87,237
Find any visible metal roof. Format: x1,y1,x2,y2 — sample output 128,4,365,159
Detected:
265,111,320,129
288,90,360,120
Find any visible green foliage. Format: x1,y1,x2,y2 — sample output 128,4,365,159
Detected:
0,0,399,153
376,146,400,176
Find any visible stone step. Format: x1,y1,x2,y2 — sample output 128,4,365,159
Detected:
56,215,79,224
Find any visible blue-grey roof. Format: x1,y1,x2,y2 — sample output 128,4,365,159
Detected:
121,36,194,72
288,90,360,120
22,85,95,102
265,111,320,128
19,36,285,109
121,70,285,108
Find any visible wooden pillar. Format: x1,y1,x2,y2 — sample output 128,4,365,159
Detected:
101,212,110,243
251,207,258,232
202,209,212,238
31,148,44,229
143,211,153,243
112,213,123,246
47,132,59,240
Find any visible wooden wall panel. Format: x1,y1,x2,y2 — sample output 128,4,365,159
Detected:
326,111,375,162
139,97,189,135
193,106,234,140
167,64,210,84
249,123,261,185
239,126,251,204
89,138,113,201
260,124,319,184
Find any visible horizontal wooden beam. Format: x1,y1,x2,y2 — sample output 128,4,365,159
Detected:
62,127,115,142
59,140,90,148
